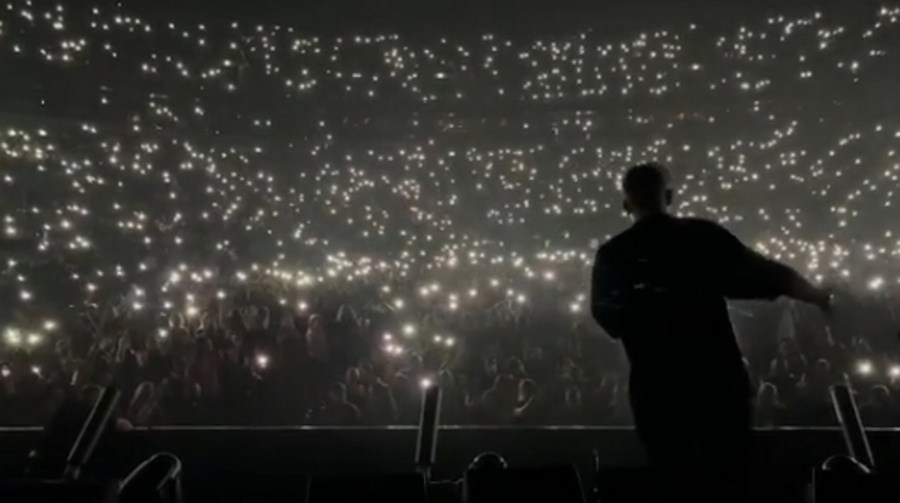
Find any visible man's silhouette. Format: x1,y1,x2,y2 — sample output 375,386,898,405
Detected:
591,163,831,501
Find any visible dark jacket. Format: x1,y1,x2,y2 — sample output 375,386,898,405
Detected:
591,215,799,401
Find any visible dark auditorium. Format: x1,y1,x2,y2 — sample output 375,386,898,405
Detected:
1,0,899,501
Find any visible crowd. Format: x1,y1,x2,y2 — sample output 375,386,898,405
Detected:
1,0,900,427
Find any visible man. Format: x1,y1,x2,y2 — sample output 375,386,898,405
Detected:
591,163,831,501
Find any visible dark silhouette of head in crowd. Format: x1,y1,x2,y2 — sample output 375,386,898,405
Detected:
757,382,781,409
328,382,349,404
518,379,537,403
805,359,832,390
468,452,508,472
869,385,891,407
622,162,673,220
82,384,102,404
491,374,518,398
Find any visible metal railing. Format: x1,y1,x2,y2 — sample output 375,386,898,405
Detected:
830,384,876,470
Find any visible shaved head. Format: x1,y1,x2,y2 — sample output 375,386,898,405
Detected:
622,163,672,217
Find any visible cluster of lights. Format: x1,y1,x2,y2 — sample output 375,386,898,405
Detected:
3,325,51,347
0,2,898,369
856,360,900,379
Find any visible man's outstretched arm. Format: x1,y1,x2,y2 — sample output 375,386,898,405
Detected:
713,224,831,310
760,253,830,307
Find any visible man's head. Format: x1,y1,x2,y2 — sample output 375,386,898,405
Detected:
870,385,891,405
622,163,672,218
328,381,348,403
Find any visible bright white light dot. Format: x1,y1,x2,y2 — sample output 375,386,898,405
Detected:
858,360,873,376
5,329,22,345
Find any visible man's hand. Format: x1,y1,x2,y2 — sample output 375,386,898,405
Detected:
812,287,834,314
789,271,834,314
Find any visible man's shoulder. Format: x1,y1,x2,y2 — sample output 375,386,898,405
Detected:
596,217,731,259
596,230,629,258
596,216,682,254
678,216,724,231
677,216,735,240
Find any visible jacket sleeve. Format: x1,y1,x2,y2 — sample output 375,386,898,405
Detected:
710,224,797,300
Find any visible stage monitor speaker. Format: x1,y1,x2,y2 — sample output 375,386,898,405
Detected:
594,467,658,503
810,465,882,503
0,479,118,503
26,386,120,480
463,464,584,503
118,453,184,503
306,472,427,503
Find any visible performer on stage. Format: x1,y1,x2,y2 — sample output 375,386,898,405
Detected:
590,163,832,501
